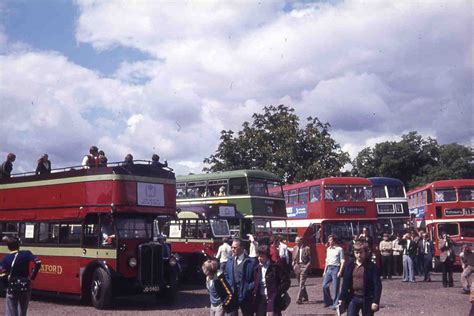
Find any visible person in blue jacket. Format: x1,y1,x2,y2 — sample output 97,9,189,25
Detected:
0,236,42,316
224,238,257,316
339,241,382,316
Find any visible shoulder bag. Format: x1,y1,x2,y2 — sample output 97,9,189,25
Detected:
7,252,31,295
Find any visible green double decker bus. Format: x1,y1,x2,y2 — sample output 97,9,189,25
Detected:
176,170,286,240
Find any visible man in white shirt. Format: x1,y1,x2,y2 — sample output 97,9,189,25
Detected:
322,235,345,310
216,237,232,272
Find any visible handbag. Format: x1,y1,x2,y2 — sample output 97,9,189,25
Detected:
277,292,291,311
7,253,31,295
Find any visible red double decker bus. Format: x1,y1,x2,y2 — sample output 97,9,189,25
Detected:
407,179,474,268
0,161,179,309
273,177,377,270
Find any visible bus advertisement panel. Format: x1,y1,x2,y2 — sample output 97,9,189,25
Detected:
407,179,474,268
368,177,409,238
176,170,286,241
0,161,179,309
273,177,377,270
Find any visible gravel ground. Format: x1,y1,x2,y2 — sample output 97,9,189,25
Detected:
0,272,471,316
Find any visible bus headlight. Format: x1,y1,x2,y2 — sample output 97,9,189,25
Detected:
128,257,137,268
169,257,177,267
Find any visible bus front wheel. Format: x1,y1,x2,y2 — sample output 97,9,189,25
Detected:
91,267,112,309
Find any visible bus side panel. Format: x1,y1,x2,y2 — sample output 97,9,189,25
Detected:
33,254,81,294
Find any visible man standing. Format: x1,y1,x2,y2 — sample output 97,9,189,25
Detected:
224,238,257,316
439,234,455,287
392,234,403,276
0,153,16,178
322,235,344,310
379,233,393,280
292,236,311,304
216,237,232,273
339,241,382,316
418,232,434,282
400,233,417,282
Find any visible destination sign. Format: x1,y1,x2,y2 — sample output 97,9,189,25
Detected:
377,204,395,214
336,206,365,215
445,208,474,216
287,206,308,218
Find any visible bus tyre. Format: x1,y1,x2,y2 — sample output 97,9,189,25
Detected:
91,267,112,309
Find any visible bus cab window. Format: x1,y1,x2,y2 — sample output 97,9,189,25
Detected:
438,223,459,237
1,222,19,239
59,223,81,245
100,216,116,246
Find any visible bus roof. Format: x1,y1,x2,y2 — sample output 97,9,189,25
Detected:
176,169,281,183
407,179,474,195
283,177,371,191
368,177,404,187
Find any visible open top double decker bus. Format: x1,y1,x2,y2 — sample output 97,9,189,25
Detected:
273,177,377,271
176,170,286,243
407,179,474,269
0,161,179,309
368,177,409,238
163,203,251,280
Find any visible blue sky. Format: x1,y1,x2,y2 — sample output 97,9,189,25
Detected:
0,0,472,175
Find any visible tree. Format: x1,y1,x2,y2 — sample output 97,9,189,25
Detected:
352,131,473,188
204,105,349,183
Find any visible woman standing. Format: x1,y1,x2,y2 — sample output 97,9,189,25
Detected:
0,236,42,316
35,154,51,175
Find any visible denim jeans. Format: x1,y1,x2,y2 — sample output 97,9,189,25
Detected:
348,295,374,316
402,254,414,282
322,265,340,307
5,290,31,316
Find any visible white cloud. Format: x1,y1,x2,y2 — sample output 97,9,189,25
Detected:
1,0,472,177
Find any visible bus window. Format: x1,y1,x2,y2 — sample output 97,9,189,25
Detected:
461,222,474,238
325,186,349,201
283,190,289,204
388,186,405,198
298,187,309,203
0,222,19,239
372,186,386,198
228,177,248,195
184,220,197,238
168,221,183,238
426,189,432,204
187,181,207,198
248,178,268,196
115,216,150,240
39,223,60,244
19,222,36,243
210,219,230,237
435,188,457,202
268,180,283,197
310,186,320,202
288,189,297,204
83,214,99,247
198,220,211,238
176,183,186,198
312,224,321,244
351,186,371,201
459,188,474,201
59,223,81,245
438,223,459,237
208,179,228,197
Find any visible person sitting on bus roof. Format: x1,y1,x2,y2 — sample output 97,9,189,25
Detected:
122,154,134,168
151,153,168,168
82,146,99,169
1,153,16,178
35,154,51,175
98,150,108,167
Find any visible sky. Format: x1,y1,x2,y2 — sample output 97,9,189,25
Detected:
0,0,472,176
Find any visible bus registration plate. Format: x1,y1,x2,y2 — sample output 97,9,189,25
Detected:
143,285,160,293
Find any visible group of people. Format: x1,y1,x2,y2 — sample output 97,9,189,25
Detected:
0,146,169,178
203,238,291,316
206,234,382,316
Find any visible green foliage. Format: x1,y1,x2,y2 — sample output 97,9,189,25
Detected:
203,105,349,183
352,131,473,189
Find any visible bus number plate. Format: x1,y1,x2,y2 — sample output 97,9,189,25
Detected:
143,286,160,293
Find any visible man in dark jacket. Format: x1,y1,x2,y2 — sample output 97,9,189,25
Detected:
0,153,16,178
399,233,417,282
224,238,258,316
339,241,382,316
418,232,434,282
